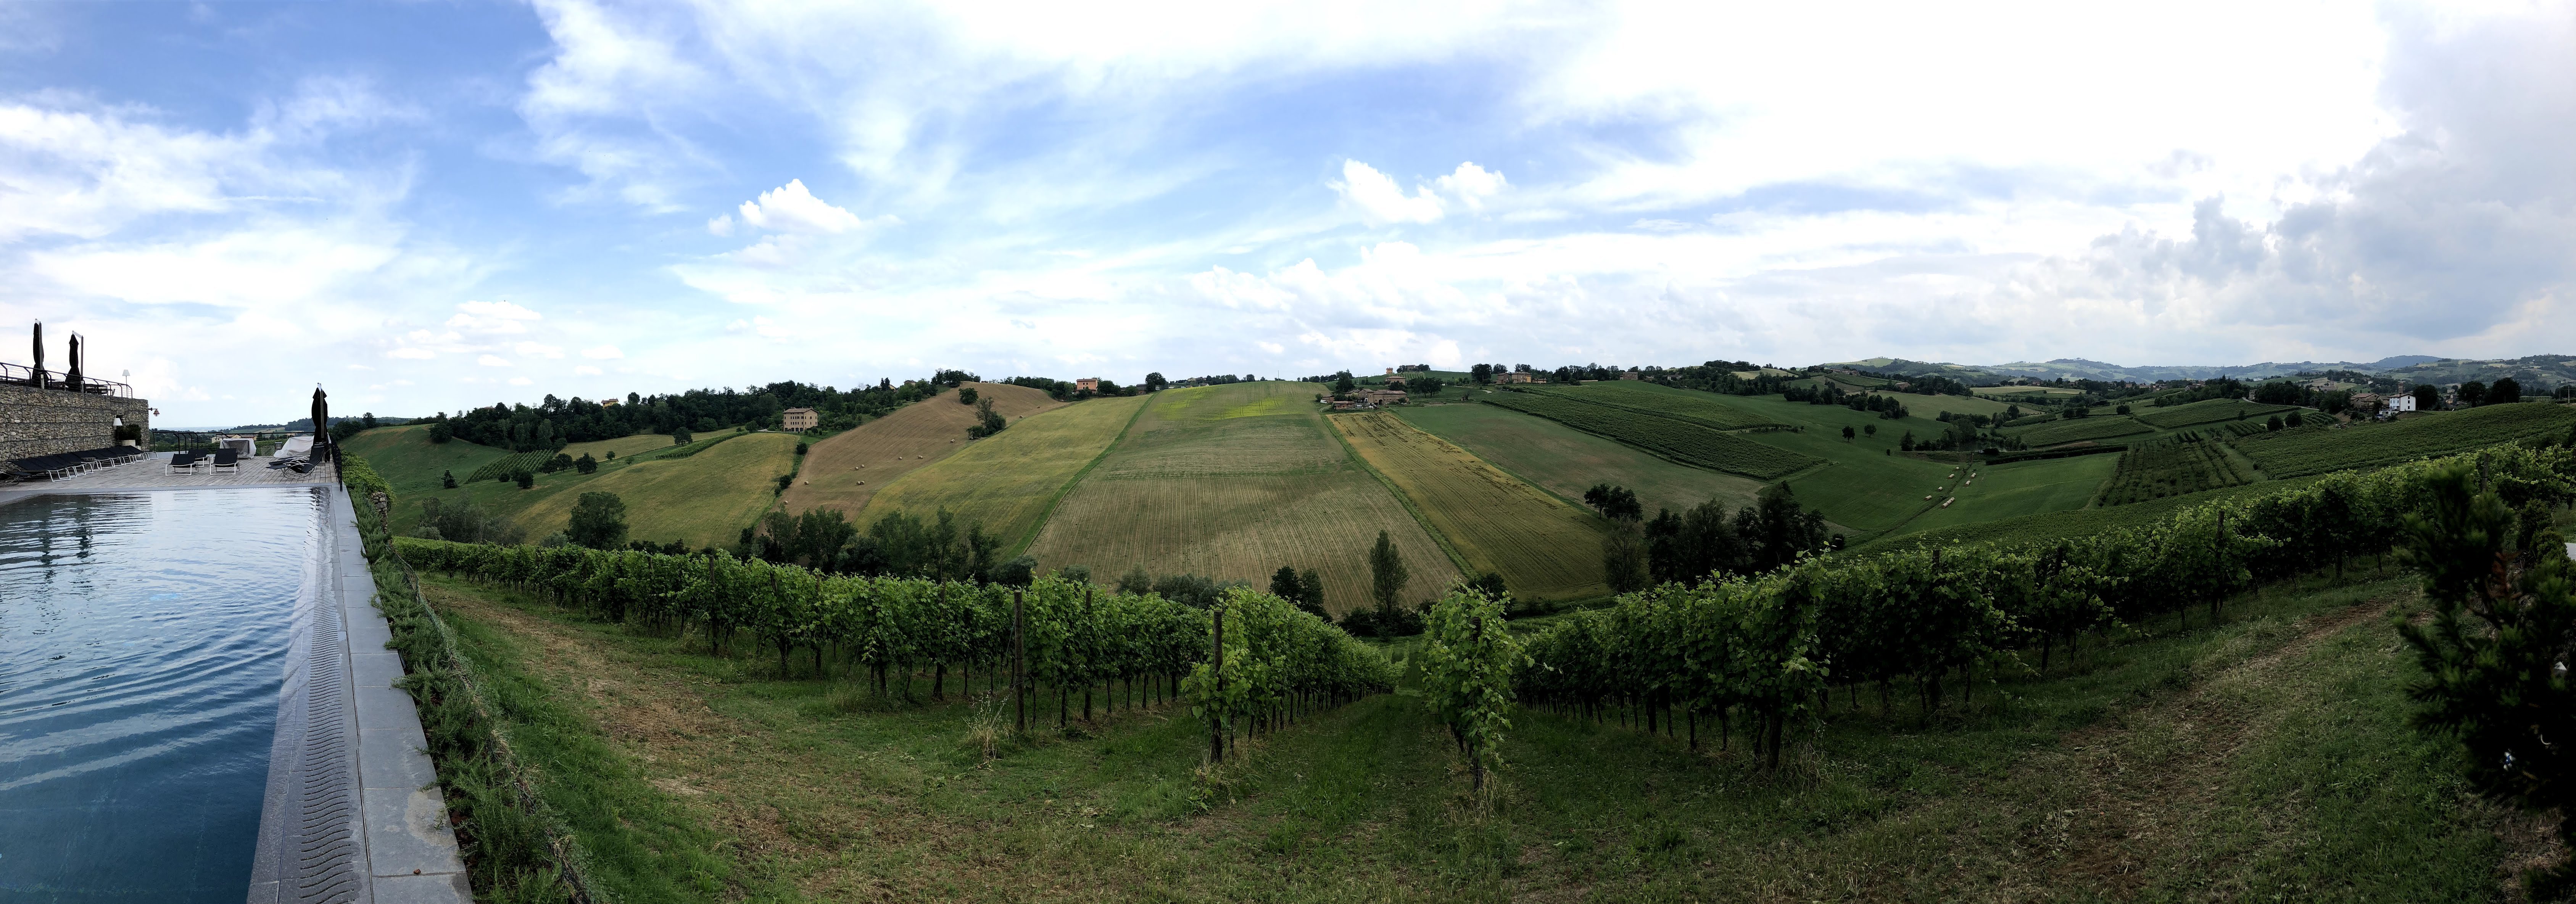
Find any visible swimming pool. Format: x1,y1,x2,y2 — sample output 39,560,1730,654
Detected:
0,488,325,902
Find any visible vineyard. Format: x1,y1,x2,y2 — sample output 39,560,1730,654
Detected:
1514,442,2573,768
2230,402,2576,477
2007,414,2155,447
1481,390,1822,479
2095,431,2256,505
1524,381,1782,430
393,538,1395,737
2132,398,2296,429
1333,411,1609,603
466,449,562,483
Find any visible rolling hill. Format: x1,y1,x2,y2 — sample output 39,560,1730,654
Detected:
778,381,1063,520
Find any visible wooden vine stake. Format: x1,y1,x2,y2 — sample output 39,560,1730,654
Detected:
1013,588,1026,735
1210,606,1226,763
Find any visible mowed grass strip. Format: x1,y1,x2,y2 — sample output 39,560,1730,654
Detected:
1028,382,1456,613
516,432,801,549
2097,434,2257,506
1525,380,1782,429
340,424,510,494
1334,411,1608,602
2008,414,2156,447
780,382,1062,520
2131,398,2298,429
860,395,1147,551
2231,402,2576,478
1887,453,2121,538
1395,403,1763,518
1481,391,1820,479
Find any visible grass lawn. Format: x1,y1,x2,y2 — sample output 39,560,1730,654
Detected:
1395,402,1763,518
1026,383,1457,613
412,568,2543,902
863,395,1148,553
1333,411,1609,604
2008,414,2157,447
1884,452,2123,537
1526,381,1783,429
341,424,512,495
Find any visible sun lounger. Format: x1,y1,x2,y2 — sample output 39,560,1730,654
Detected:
211,450,240,475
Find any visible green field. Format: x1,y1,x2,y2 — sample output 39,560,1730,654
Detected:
1334,411,1609,603
861,396,1148,553
2096,433,2258,506
1394,403,1763,518
515,432,800,549
1888,453,2123,537
2231,402,2576,478
1524,381,1781,429
2132,398,2298,429
1026,382,1458,613
1564,391,1976,537
1849,475,2331,554
562,433,684,461
339,425,511,495
2008,414,2156,447
1872,391,2015,420
1480,391,1821,479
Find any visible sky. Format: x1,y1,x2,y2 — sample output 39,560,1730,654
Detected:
2,0,2572,426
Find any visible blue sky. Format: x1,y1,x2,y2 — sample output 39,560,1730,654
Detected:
3,0,2571,425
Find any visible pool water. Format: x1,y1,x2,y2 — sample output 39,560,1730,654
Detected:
0,488,325,902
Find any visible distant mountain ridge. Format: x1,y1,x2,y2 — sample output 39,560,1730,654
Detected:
1826,354,2573,388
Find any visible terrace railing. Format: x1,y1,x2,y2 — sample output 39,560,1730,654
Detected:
0,362,135,397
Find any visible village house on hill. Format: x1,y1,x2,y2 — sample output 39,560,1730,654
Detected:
782,407,818,431
1075,377,1099,392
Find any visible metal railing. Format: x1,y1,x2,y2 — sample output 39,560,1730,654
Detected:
0,362,135,397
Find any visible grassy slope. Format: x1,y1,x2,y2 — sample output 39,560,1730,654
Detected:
340,424,511,495
1526,381,1782,429
1889,452,2123,537
562,433,685,462
1332,411,1608,603
1028,383,1458,613
1394,403,1763,518
1849,475,2332,553
422,568,2530,902
2132,397,2298,429
1643,393,1958,536
512,432,801,549
780,382,1063,519
2008,414,2156,447
860,395,1148,552
1479,392,1821,479
2232,402,2576,477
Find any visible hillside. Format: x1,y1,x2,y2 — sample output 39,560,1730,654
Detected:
1334,411,1610,604
1395,402,1763,518
778,381,1062,519
2232,402,2576,477
339,425,511,495
860,395,1148,553
362,424,797,549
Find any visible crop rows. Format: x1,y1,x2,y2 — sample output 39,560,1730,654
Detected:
1515,441,2574,767
1525,383,1779,430
1482,391,1820,479
465,450,558,483
392,537,1394,737
2133,398,2296,429
2010,415,2154,447
2233,402,2576,478
2096,433,2253,505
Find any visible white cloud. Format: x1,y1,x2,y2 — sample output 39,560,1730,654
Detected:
447,300,543,334
735,179,867,233
1333,160,1444,225
514,341,565,359
580,344,624,359
477,354,512,367
1432,162,1506,210
706,213,735,236
508,376,533,385
574,365,603,375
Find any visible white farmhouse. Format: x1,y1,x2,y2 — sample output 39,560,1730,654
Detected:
2388,394,2417,413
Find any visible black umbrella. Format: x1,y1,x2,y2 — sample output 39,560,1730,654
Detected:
311,386,330,463
30,320,43,390
64,332,82,393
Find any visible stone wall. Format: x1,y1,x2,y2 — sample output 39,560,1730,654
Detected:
0,384,150,461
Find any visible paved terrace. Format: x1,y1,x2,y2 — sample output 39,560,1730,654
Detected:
0,452,471,903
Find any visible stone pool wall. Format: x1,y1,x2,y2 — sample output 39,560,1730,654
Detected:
0,384,150,460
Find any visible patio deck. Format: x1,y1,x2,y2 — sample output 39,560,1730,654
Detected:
30,453,339,492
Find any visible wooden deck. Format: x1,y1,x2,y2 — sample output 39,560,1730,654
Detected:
33,455,339,491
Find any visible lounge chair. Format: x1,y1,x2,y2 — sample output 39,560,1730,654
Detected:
167,452,198,473
211,450,240,475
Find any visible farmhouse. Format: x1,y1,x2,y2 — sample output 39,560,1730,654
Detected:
1358,389,1409,407
1076,377,1100,392
1619,370,1640,380
1385,374,1408,388
781,407,818,431
2388,394,2417,414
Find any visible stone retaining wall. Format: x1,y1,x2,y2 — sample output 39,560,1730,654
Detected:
0,384,150,461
